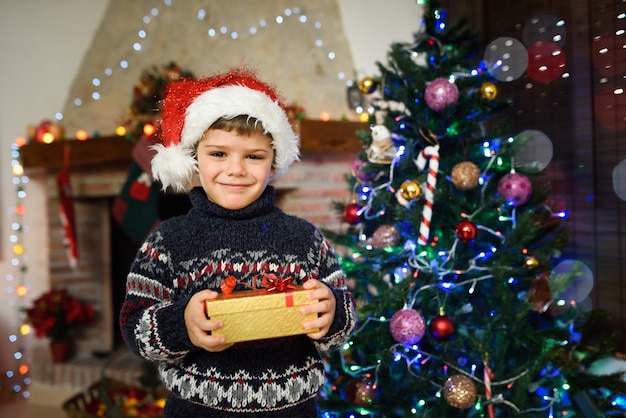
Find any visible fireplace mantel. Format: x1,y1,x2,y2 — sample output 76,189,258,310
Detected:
20,119,367,170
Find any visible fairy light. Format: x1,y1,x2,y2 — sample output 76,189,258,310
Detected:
60,4,350,129
5,141,31,398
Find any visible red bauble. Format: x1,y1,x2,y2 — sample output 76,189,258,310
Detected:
343,203,362,225
429,314,455,339
455,220,478,243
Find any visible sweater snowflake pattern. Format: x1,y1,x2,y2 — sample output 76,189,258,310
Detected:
119,186,356,416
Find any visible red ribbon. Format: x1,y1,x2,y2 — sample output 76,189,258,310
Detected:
220,276,244,294
219,273,295,294
260,274,295,292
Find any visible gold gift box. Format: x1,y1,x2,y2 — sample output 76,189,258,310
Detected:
205,286,319,343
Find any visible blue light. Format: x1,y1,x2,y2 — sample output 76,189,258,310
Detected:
612,395,626,409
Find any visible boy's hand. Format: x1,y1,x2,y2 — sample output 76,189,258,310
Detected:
185,289,234,352
300,279,336,340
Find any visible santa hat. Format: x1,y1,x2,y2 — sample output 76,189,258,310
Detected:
151,68,300,192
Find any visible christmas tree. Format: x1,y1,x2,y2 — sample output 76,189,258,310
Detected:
318,1,625,417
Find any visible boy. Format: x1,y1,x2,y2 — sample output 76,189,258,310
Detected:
119,68,356,417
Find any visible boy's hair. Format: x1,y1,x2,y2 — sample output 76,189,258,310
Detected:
209,115,271,139
151,68,299,192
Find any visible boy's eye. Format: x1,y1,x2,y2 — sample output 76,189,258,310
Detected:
209,151,226,157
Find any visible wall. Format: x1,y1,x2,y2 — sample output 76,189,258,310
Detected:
0,0,424,384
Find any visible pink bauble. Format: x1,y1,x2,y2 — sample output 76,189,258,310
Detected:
424,78,459,111
498,173,533,206
389,308,426,345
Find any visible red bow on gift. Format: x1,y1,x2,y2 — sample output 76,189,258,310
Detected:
219,273,295,294
260,274,295,292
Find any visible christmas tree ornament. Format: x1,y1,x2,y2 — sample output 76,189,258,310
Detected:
429,308,455,339
399,179,423,201
415,145,440,245
455,220,478,243
497,172,533,206
371,225,401,248
524,255,539,268
443,375,477,409
358,76,377,94
343,203,363,225
451,161,481,190
389,308,426,345
528,273,553,313
345,378,376,407
352,158,376,183
483,356,496,418
367,125,396,164
480,81,498,100
424,77,459,111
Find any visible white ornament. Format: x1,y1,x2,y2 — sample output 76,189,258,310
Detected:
367,125,396,164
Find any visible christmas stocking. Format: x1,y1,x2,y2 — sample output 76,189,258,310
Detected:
112,138,161,244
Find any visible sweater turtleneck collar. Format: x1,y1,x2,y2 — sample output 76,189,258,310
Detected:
188,185,276,220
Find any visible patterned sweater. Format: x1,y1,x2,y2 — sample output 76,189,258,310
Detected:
119,186,356,417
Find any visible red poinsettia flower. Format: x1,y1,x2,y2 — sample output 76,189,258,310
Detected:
24,288,95,342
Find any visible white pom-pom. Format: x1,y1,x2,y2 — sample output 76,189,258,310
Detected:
150,143,197,192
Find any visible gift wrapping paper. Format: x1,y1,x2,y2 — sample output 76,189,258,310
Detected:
205,286,319,343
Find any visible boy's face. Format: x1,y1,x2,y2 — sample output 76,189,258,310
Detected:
196,128,274,210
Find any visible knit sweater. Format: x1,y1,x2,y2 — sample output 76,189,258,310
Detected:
119,186,356,417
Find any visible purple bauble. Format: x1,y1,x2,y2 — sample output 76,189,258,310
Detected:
352,158,375,182
389,308,426,345
498,172,533,206
424,78,459,111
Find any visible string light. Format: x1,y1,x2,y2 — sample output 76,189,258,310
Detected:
5,142,31,398
59,4,350,131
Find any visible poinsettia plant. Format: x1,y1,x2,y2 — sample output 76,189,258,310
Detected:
24,288,95,341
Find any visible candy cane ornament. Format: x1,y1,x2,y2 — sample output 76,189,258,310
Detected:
484,358,495,418
415,145,440,245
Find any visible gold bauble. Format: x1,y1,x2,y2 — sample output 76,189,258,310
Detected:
358,76,377,94
399,179,423,201
371,225,401,249
443,375,477,409
525,255,540,268
451,161,481,190
480,81,498,100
